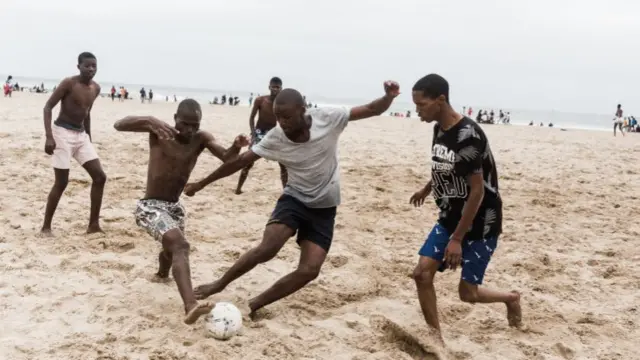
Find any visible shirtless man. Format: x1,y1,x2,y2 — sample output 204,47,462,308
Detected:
41,52,107,235
113,98,249,324
234,77,288,194
184,81,399,317
409,74,521,343
613,104,625,137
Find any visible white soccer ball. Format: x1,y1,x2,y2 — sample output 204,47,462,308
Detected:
205,302,243,340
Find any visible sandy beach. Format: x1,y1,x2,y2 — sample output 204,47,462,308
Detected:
1,92,639,360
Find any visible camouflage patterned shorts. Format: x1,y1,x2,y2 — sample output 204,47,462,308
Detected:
134,199,186,241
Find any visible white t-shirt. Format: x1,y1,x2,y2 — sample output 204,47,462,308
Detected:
251,107,349,208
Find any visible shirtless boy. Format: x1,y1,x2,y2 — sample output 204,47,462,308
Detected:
113,99,249,324
41,52,106,235
235,77,288,194
613,104,625,137
184,82,399,317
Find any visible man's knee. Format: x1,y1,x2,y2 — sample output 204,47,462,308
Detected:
92,170,107,186
162,230,190,254
53,170,69,190
254,242,280,263
458,281,479,303
296,263,321,281
53,178,69,191
253,224,293,262
413,265,436,286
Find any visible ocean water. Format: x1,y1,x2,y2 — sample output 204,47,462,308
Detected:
3,74,620,132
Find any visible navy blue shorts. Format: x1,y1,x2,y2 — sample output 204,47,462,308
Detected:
418,223,498,285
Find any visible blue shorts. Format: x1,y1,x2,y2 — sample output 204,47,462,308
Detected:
418,223,498,285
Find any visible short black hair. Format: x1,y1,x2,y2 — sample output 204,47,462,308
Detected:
274,88,304,106
270,77,282,85
177,98,202,116
412,74,450,104
78,52,96,65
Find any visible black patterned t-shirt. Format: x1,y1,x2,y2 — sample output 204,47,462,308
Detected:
430,117,502,240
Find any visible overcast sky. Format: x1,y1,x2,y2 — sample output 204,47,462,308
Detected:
3,0,639,113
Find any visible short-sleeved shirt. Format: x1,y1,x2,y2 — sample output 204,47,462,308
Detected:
430,117,502,239
251,107,349,208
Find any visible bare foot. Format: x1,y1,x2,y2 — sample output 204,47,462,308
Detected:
39,228,54,237
194,281,224,300
506,291,522,327
234,189,243,195
86,224,104,234
148,273,172,284
184,302,214,324
249,308,274,321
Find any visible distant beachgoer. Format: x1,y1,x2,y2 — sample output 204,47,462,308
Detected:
113,99,249,324
148,89,153,103
183,82,400,317
140,87,147,103
110,86,116,101
234,77,288,195
409,73,521,343
613,104,624,137
41,52,106,236
4,76,13,97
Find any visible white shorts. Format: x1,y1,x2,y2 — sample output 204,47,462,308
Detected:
51,124,99,169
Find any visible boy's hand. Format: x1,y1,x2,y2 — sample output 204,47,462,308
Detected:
44,137,56,155
233,134,250,148
184,182,204,197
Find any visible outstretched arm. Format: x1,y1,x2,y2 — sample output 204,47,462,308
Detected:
44,78,73,138
184,150,261,196
201,132,249,162
113,116,156,132
114,116,178,139
348,80,400,121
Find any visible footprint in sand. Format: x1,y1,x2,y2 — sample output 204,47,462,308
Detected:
329,255,349,268
97,240,135,252
369,315,444,360
553,343,575,360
